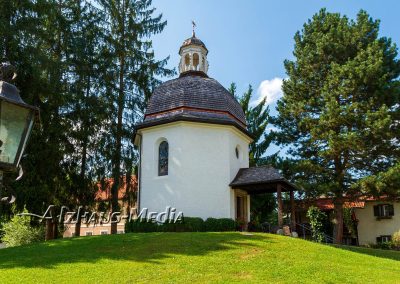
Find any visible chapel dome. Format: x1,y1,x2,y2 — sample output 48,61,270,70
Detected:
179,36,208,55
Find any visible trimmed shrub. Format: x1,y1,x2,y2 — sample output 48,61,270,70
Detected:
204,218,236,232
125,217,235,233
125,220,160,233
217,218,236,231
160,220,177,232
181,217,205,232
204,218,220,231
2,211,44,247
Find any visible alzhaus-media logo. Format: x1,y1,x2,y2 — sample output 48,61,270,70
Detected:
134,206,184,224
18,205,184,225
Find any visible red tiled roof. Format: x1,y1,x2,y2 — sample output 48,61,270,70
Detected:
298,195,395,211
95,176,137,202
313,198,365,210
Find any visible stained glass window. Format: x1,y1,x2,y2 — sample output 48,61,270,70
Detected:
158,141,168,176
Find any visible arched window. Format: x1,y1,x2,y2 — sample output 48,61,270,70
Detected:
193,53,199,70
184,54,190,67
158,141,168,176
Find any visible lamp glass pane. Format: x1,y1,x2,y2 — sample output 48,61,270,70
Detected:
16,113,34,166
0,101,30,165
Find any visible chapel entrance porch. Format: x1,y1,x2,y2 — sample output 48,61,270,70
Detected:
230,166,298,231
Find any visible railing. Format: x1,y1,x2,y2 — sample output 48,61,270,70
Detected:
296,222,334,244
260,221,334,244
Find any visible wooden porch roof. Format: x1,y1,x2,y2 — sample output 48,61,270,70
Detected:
229,166,297,194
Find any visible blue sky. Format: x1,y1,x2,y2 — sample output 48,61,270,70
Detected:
152,0,399,102
151,0,399,154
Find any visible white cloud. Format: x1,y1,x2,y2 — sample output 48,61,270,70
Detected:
252,77,284,106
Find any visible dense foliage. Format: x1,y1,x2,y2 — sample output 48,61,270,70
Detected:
0,0,172,236
306,206,328,243
274,9,400,243
2,209,44,247
343,208,357,238
392,230,400,248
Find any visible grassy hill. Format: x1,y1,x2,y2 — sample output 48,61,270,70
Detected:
0,232,400,283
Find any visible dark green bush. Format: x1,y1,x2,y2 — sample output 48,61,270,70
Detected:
204,218,219,231
182,217,205,232
125,217,235,233
125,220,160,233
368,241,394,250
204,218,236,232
216,218,236,231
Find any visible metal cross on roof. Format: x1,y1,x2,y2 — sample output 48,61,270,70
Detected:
192,20,196,37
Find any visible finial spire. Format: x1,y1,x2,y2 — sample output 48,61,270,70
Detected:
179,25,209,75
192,20,196,37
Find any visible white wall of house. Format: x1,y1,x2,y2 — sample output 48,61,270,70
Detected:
138,121,250,220
355,201,400,245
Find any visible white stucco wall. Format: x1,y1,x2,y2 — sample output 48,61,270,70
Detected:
138,121,250,220
355,201,400,245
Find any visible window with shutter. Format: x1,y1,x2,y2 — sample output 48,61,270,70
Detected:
377,235,392,243
374,204,394,219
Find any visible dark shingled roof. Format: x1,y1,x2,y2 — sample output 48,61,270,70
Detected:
179,36,208,54
137,73,250,137
230,166,297,193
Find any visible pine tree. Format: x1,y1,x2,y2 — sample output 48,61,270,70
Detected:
274,9,400,243
64,0,109,237
229,83,273,166
96,0,173,233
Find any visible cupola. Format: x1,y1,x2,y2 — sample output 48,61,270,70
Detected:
178,23,209,75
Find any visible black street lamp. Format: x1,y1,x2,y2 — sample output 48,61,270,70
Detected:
0,62,39,200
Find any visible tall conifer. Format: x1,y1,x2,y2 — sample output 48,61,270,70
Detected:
274,9,400,243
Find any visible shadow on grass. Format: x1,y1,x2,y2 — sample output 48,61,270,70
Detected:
334,245,400,262
0,232,272,269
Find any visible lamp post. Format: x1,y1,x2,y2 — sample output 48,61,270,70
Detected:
0,62,39,201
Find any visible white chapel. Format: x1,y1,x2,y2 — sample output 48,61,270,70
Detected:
134,31,296,225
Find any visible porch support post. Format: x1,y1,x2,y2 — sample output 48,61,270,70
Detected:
277,184,283,227
290,190,296,231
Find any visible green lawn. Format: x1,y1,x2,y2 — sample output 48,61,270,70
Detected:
0,232,400,283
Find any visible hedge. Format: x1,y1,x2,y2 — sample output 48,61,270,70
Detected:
125,217,236,233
